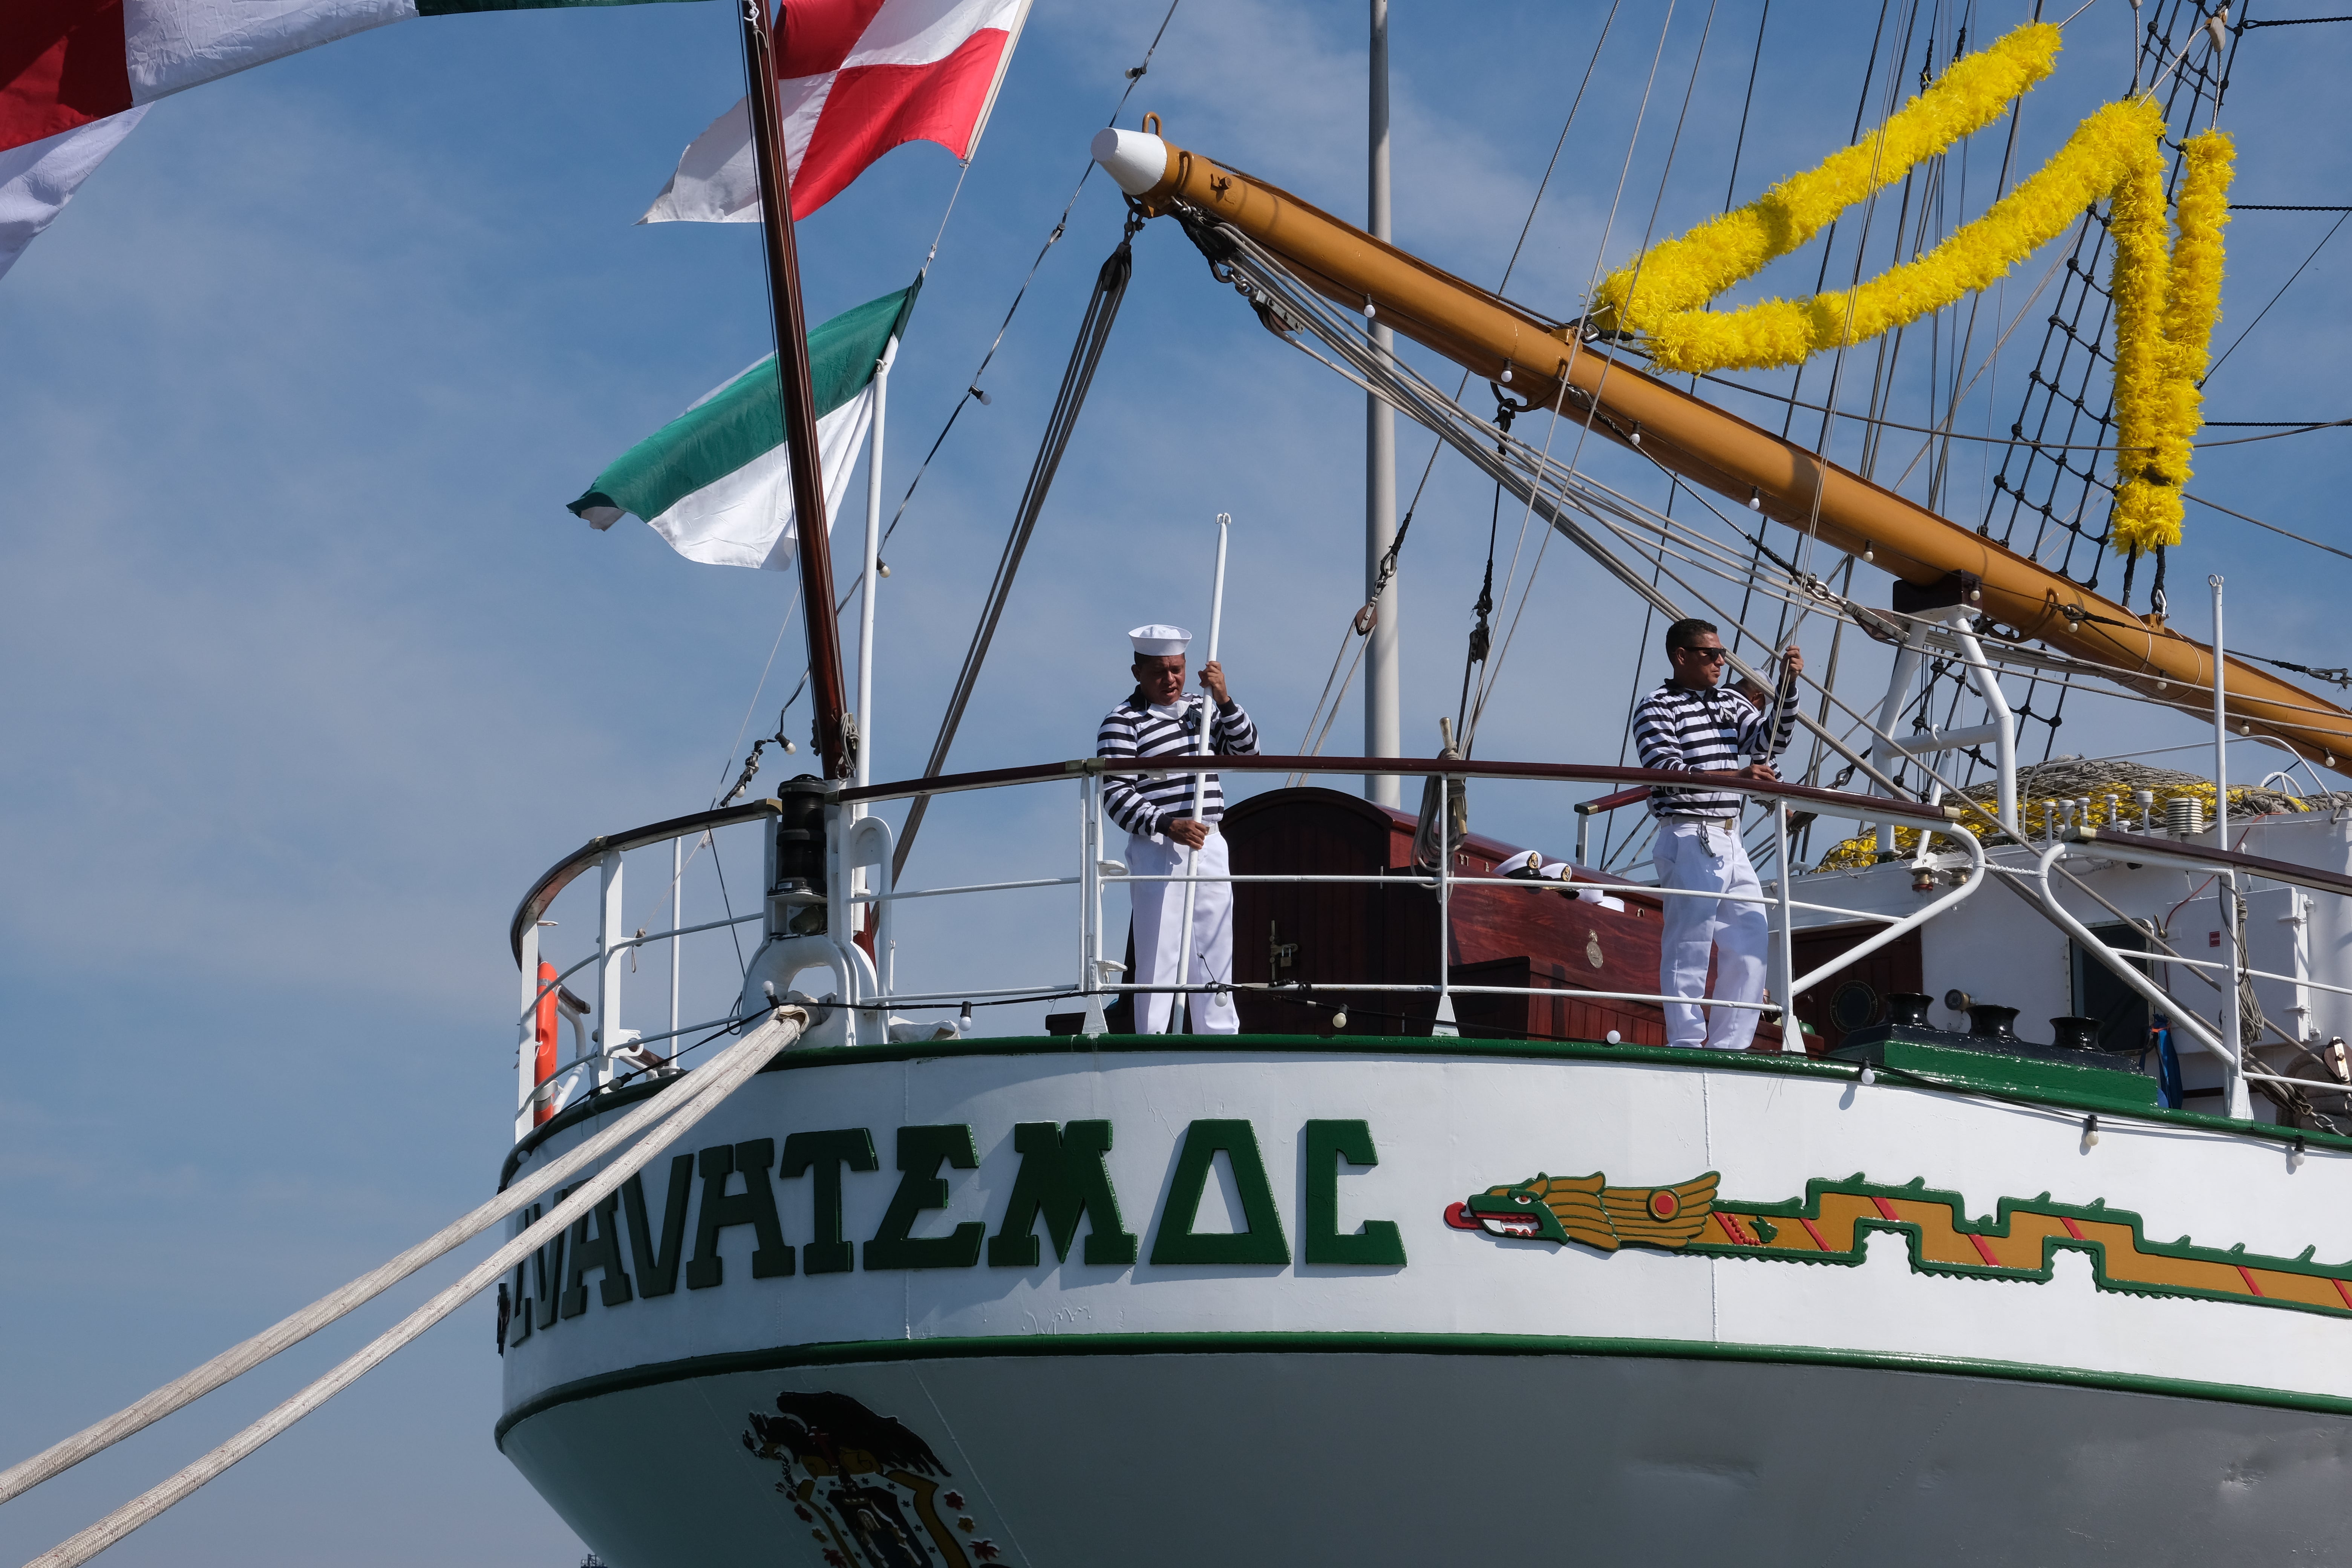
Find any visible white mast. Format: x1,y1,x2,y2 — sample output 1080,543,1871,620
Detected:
1364,0,1401,806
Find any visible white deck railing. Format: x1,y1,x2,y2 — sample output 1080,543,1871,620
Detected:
2035,825,2352,1119
504,758,1995,1139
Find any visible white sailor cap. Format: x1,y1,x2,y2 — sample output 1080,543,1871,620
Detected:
1129,624,1193,657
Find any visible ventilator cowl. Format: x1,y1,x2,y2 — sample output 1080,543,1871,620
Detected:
1091,128,1170,196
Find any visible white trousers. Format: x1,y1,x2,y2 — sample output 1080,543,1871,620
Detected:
1127,829,1239,1035
1652,817,1769,1050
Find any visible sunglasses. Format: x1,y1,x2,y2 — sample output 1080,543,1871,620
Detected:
1674,646,1729,663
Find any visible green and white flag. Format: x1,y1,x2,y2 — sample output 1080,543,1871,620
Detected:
570,284,917,570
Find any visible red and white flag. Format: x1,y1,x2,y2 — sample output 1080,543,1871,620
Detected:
2,0,704,280
640,0,1031,227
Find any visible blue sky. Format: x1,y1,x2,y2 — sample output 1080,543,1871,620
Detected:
5,1,2351,1561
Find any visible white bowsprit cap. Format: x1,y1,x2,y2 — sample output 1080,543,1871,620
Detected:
1129,624,1193,657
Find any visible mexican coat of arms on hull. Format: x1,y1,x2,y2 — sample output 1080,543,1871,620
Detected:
743,1390,1007,1567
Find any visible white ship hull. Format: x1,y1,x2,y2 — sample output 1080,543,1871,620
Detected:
495,1039,2352,1566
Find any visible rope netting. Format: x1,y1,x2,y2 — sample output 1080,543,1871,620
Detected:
1926,0,2237,795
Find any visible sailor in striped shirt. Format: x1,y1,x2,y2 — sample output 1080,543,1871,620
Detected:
1098,623,1260,1034
1631,617,1804,1050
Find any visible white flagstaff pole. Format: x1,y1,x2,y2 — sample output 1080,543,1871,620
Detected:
2213,574,2250,1119
856,336,898,798
1364,0,1400,807
1174,513,1232,1031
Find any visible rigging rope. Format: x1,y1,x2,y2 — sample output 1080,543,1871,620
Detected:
2201,208,2350,386
891,207,1147,883
1287,0,1626,768
2183,490,2352,564
1942,0,2232,798
873,0,1184,566
1458,0,1702,758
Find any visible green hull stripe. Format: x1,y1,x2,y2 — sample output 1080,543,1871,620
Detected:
568,284,918,527
500,1034,2347,1191
494,1331,2352,1447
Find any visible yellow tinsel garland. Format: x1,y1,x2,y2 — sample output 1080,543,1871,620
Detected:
1815,779,2286,871
1620,97,2165,373
1590,21,2234,559
1591,21,2062,333
2107,119,2174,554
2110,130,2233,556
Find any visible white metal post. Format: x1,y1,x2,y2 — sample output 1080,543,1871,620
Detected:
2285,890,2314,1043
1773,800,1801,1053
1870,621,1930,857
668,835,682,1064
2212,574,2229,848
596,850,624,1091
822,799,862,1047
1364,0,1400,808
1432,762,1457,1037
1944,608,2020,838
1076,776,1093,1027
856,336,897,796
515,922,541,1140
1083,774,1110,1037
1175,513,1231,1032
2213,575,2251,1118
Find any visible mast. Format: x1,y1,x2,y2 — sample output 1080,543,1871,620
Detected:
742,0,852,781
1363,0,1400,807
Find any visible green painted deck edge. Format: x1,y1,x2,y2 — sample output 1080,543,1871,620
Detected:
493,1330,2352,1447
1867,1037,2162,1112
501,1034,2351,1190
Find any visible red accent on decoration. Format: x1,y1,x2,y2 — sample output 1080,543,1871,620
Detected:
1967,1231,2001,1267
2331,1276,2352,1310
1442,1202,1481,1231
1798,1216,1831,1251
778,0,888,77
1871,1195,1902,1222
2236,1264,2265,1297
2060,1216,2087,1240
1648,1189,1679,1221
790,29,1007,214
0,0,132,155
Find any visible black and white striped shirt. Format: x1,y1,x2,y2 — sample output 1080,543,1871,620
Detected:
1097,692,1260,838
1631,679,1798,819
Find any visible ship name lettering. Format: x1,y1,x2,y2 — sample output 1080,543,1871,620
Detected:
503,1118,1403,1340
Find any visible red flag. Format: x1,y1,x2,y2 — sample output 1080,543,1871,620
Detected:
640,0,1032,226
